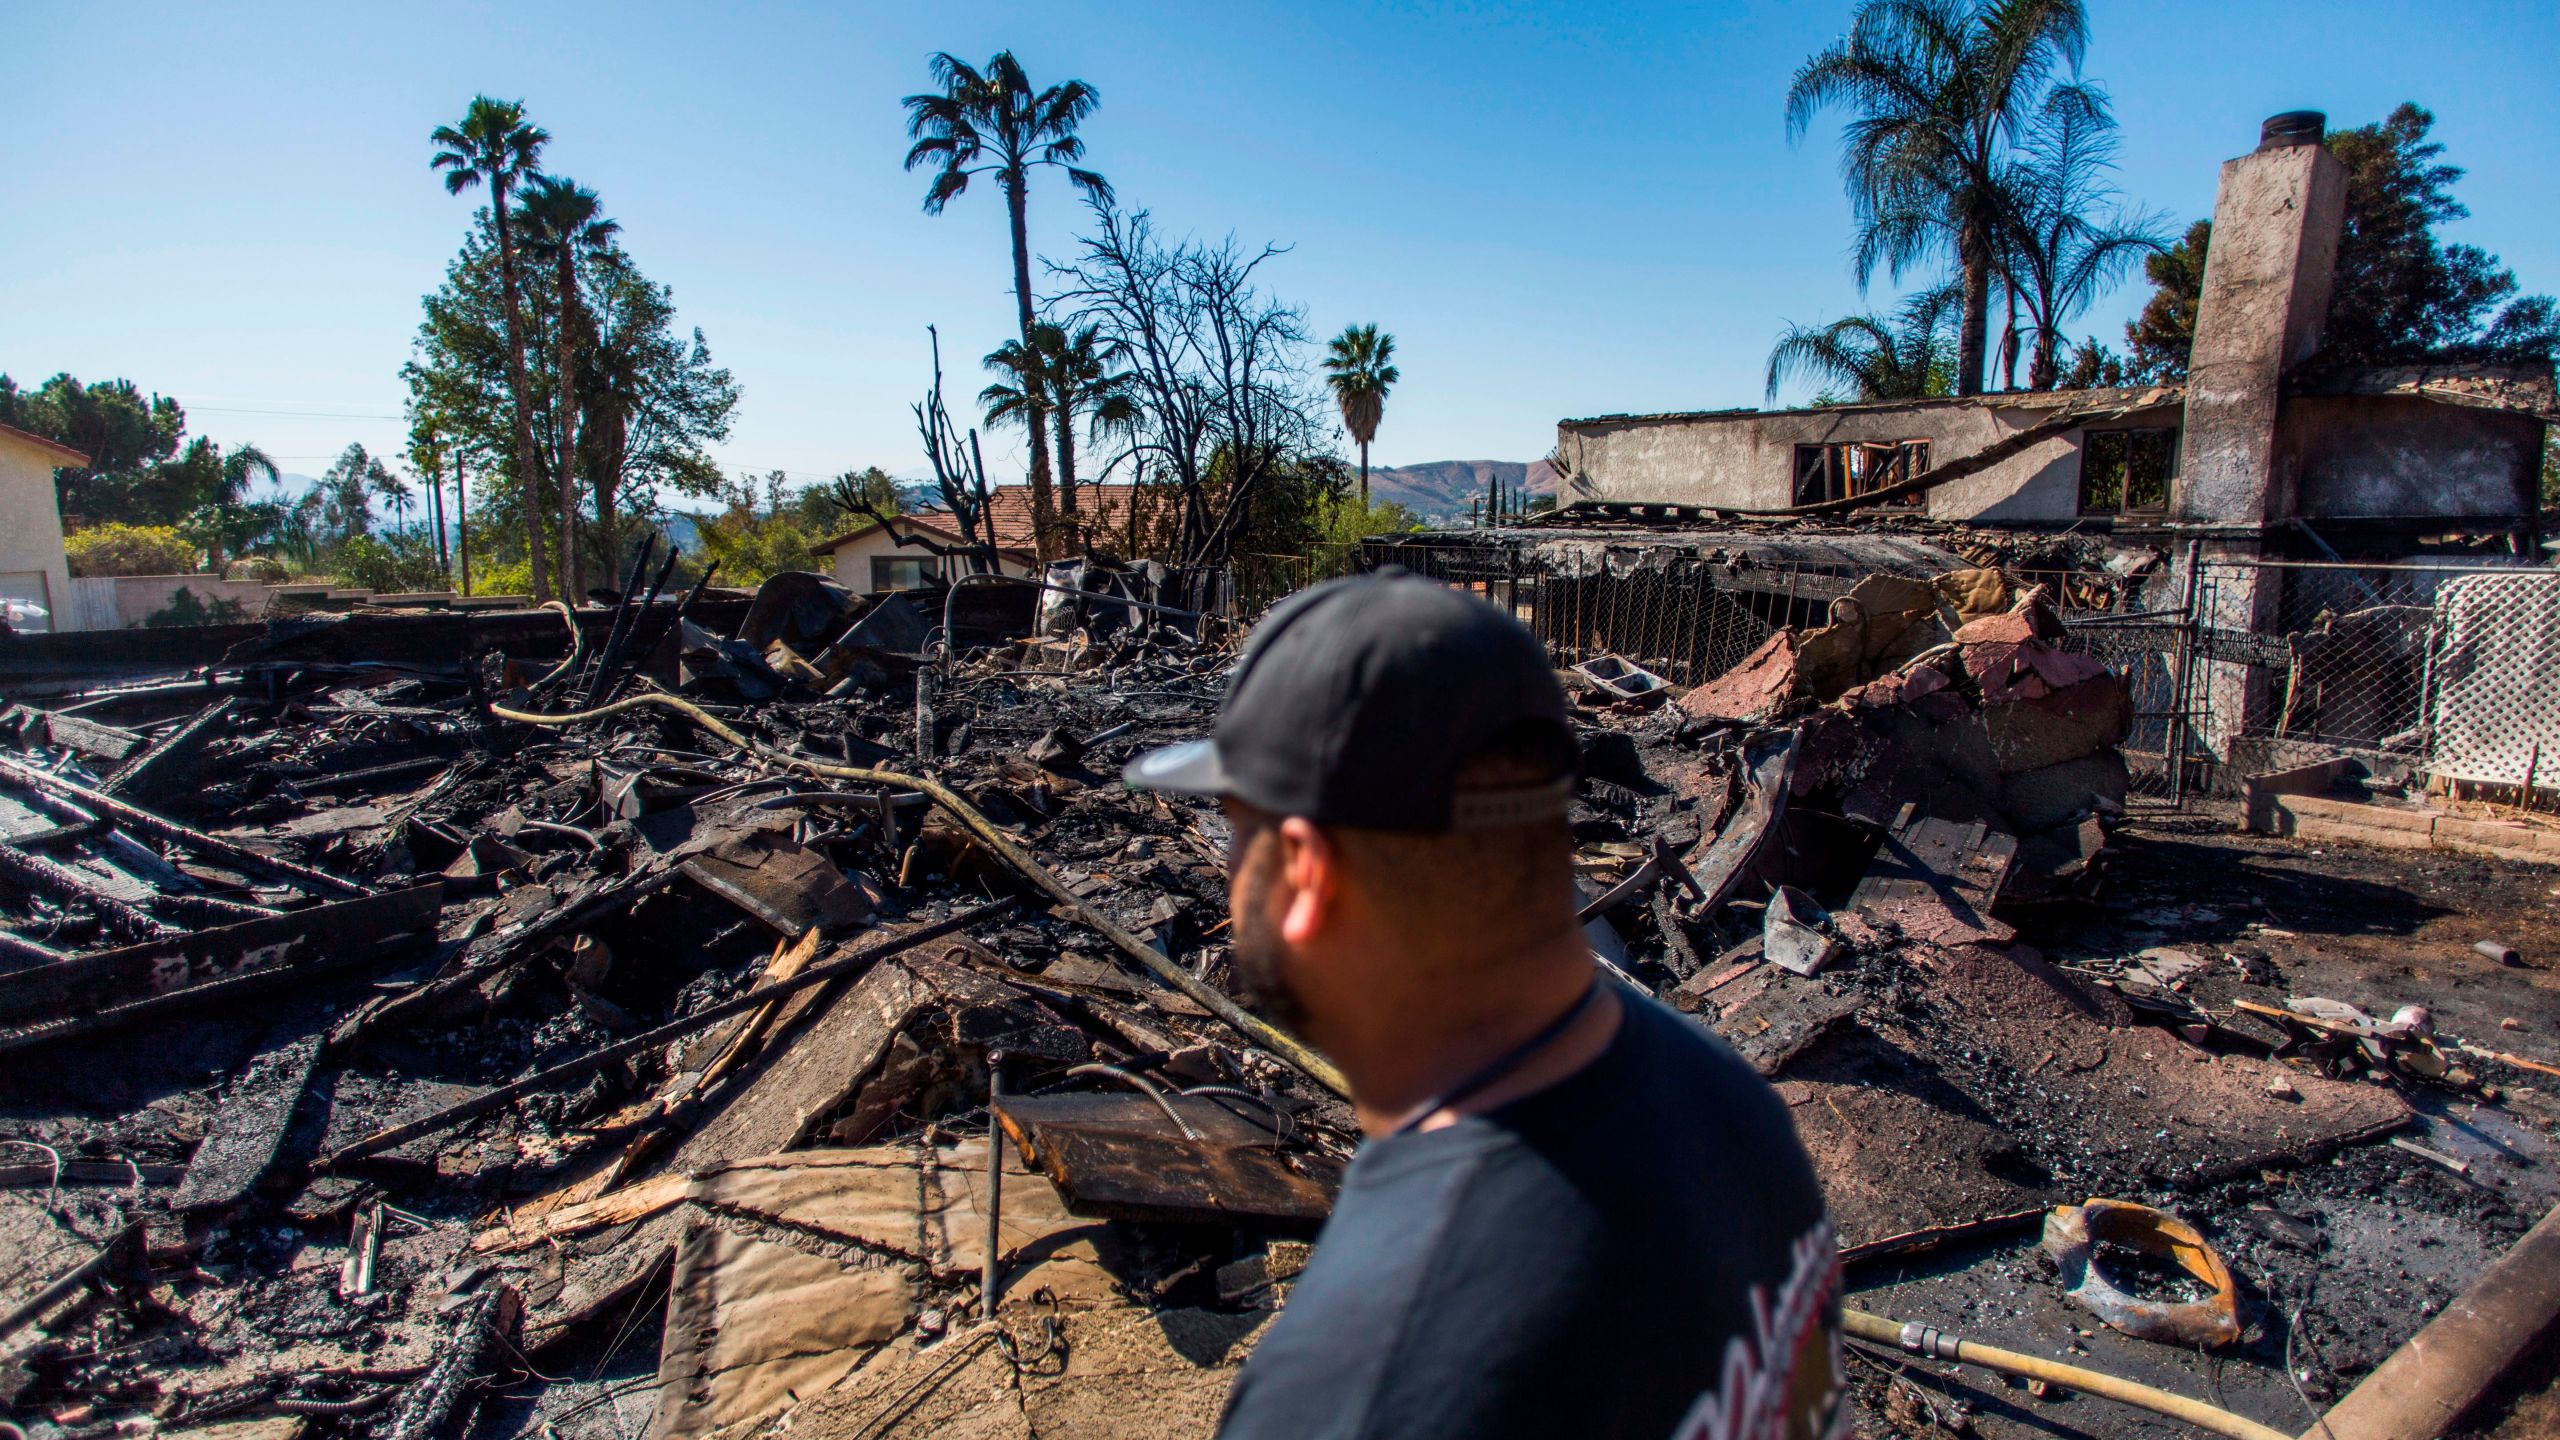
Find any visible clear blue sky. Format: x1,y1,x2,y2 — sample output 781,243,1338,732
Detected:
5,0,2553,499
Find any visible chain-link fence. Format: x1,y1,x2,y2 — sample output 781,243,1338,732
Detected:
2189,558,2558,794
1226,540,2559,805
2057,556,2557,801
2053,574,2203,803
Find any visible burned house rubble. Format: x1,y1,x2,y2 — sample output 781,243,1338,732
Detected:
1550,114,2556,557
1482,111,2560,835
0,551,2554,1440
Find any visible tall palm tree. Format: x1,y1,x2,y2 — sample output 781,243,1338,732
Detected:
1046,323,1136,534
984,323,1134,547
431,96,554,600
1991,87,2164,389
406,421,451,574
1766,285,1962,403
1323,324,1399,505
516,175,620,599
905,52,1109,559
1785,0,2090,397
371,464,416,533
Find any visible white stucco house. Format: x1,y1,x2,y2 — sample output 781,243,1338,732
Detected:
807,512,1039,591
0,423,86,632
808,485,1159,591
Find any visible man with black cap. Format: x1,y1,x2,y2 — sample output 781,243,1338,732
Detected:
1126,573,1845,1440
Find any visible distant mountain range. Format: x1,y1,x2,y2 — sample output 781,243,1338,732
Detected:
1364,459,1559,521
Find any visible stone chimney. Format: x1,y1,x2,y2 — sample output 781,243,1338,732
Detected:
2172,112,2348,527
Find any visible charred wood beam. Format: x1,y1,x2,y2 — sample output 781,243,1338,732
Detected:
588,546,681,707
334,867,688,1047
0,882,444,1051
0,841,178,943
8,818,109,849
315,899,1015,1171
0,754,364,899
105,697,238,809
573,536,655,701
39,712,145,764
0,929,72,969
49,678,230,717
293,754,451,795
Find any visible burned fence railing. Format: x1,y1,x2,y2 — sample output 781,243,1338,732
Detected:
1299,540,1865,687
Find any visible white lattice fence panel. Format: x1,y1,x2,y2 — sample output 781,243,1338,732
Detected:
2427,570,2560,789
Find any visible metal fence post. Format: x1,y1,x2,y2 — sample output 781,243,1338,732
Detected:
2166,539,2203,807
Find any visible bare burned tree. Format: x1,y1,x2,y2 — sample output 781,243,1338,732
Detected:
829,326,1002,576
1047,199,1321,568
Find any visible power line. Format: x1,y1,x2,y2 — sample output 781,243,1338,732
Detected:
176,403,404,420
172,399,925,483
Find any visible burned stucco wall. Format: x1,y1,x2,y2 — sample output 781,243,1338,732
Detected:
1554,393,2179,523
2283,395,2543,522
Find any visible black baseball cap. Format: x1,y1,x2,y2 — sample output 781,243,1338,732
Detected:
1124,572,1576,832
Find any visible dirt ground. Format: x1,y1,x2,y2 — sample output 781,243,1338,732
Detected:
1839,807,2560,1440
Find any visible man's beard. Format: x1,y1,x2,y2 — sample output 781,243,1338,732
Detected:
1229,841,1310,1035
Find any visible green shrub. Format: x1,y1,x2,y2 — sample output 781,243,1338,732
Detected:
66,523,198,577
331,533,450,593
697,512,826,588
466,557,534,598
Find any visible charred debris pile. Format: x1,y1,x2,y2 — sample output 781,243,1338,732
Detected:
0,563,2545,1439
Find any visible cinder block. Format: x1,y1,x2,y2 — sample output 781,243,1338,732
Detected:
2274,794,2435,833
2432,816,2560,866
2286,816,2435,851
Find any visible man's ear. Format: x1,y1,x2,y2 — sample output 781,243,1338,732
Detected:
1276,817,1336,947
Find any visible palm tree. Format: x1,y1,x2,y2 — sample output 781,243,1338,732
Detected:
371,464,417,533
1991,88,2164,389
431,96,554,600
1323,324,1399,505
983,324,1134,547
517,175,620,599
905,52,1109,558
196,443,280,572
1785,0,2091,397
406,422,451,574
1766,285,1962,403
1046,323,1136,535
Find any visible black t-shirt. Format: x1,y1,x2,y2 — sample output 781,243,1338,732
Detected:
1217,993,1846,1440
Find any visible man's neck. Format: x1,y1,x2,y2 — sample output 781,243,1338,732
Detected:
1322,926,1623,1136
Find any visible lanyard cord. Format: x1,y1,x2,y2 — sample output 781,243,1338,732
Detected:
1388,977,1605,1138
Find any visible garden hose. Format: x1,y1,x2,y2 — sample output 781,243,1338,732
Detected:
1842,1308,2291,1440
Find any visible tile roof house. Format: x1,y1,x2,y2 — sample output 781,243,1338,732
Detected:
951,483,1156,555
809,484,1167,591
